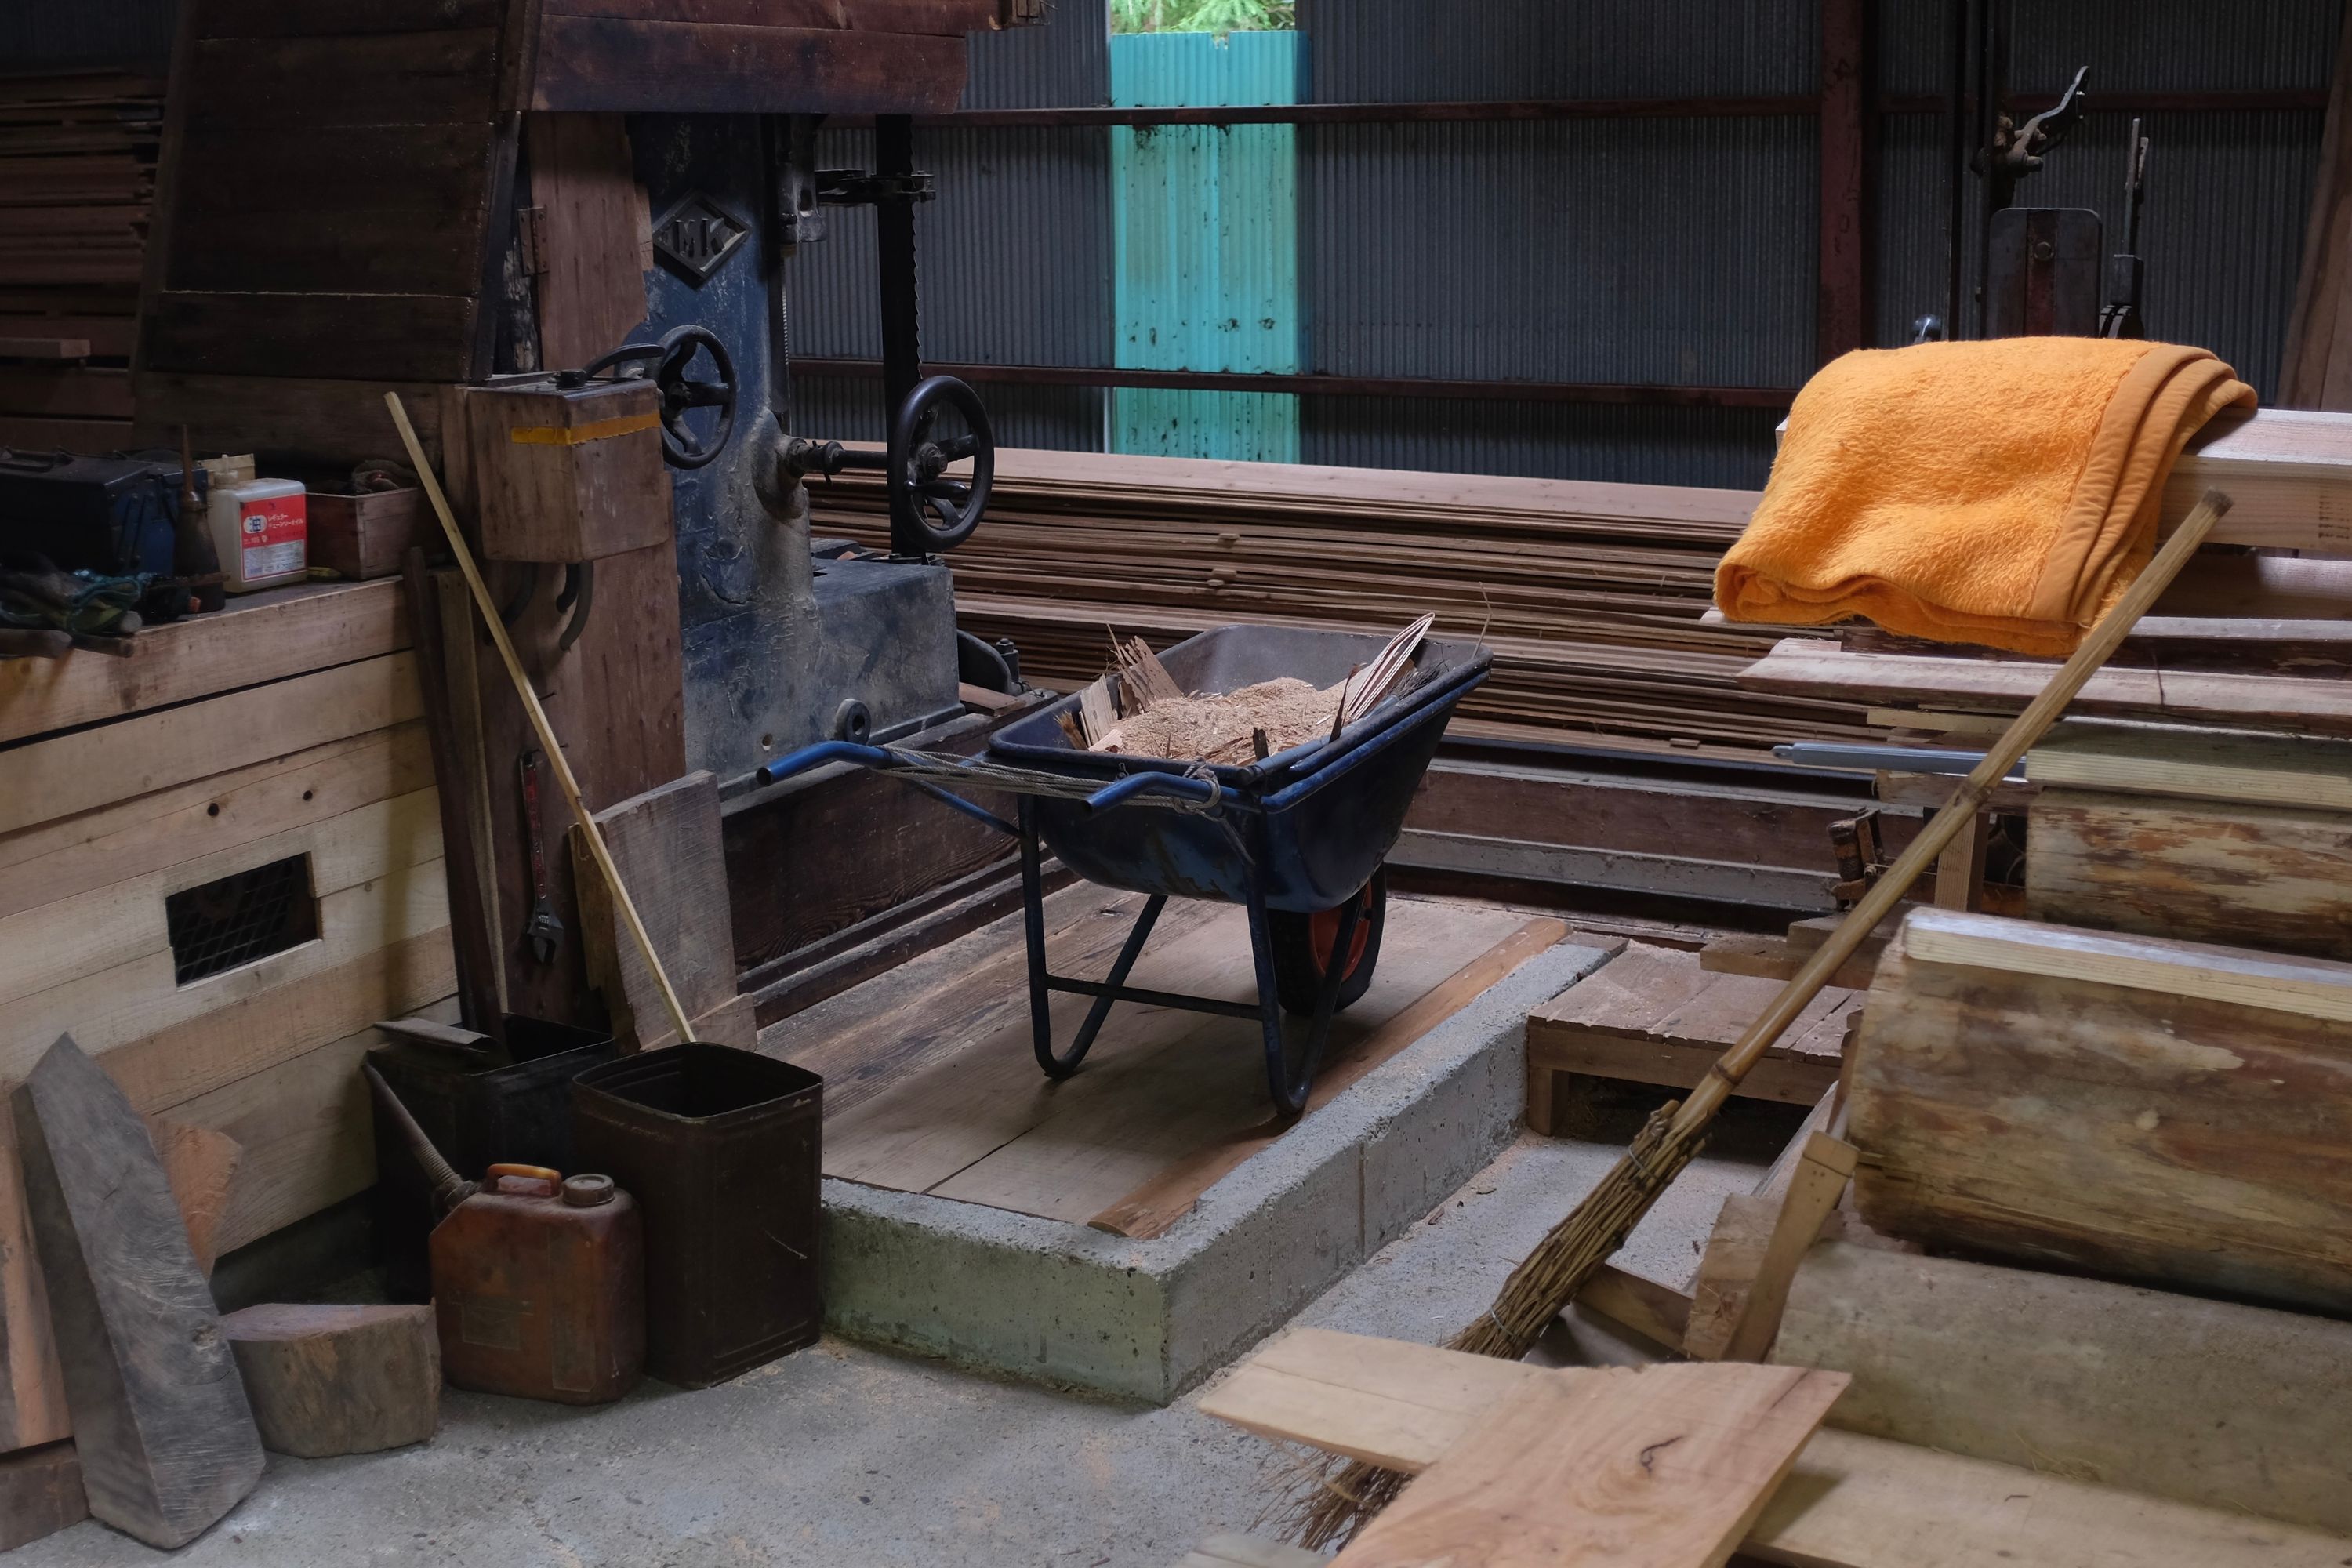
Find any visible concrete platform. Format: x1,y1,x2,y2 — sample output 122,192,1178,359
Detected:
763,888,1617,1403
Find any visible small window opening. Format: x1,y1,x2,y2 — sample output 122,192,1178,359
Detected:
166,854,318,984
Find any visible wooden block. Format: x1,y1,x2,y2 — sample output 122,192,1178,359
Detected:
1776,1241,2352,1538
2026,724,2352,811
0,1108,70,1450
1577,1264,1693,1355
221,1303,438,1457
2168,407,2352,556
569,771,740,1051
0,1442,87,1554
1329,1360,1846,1568
2027,786,2352,962
147,1117,242,1276
13,1035,263,1549
1682,1194,1776,1363
307,488,428,580
1852,909,2352,1314
463,378,670,563
1200,1327,2352,1568
1931,811,1987,913
1526,945,1855,1122
0,650,423,837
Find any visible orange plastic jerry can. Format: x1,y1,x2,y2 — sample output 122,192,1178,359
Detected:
430,1163,645,1405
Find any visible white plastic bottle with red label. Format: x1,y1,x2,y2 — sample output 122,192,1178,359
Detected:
207,476,308,593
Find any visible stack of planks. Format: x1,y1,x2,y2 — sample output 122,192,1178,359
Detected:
0,579,456,1461
0,71,160,452
807,448,1881,752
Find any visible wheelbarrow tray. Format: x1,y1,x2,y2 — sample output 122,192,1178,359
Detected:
990,624,1490,913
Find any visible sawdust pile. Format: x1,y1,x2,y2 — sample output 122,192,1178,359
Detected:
1105,677,1344,765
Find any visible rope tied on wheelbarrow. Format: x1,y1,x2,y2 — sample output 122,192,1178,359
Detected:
774,744,1231,816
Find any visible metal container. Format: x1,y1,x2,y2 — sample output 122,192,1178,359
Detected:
572,1045,823,1388
370,1016,615,1301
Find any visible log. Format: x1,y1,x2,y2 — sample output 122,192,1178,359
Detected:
221,1302,438,1457
1849,909,2352,1314
12,1035,263,1549
2027,786,2352,962
1775,1241,2352,1537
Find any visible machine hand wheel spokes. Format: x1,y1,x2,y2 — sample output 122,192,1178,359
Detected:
579,325,737,470
887,373,995,553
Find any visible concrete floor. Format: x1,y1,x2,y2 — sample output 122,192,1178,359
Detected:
22,1088,1798,1568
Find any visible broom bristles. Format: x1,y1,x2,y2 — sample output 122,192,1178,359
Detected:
1282,1102,1711,1548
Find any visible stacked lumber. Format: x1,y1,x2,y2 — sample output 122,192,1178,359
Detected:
807,448,1881,752
0,579,456,1460
0,71,160,452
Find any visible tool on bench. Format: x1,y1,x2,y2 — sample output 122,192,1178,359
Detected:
1289,490,2238,1548
517,748,566,965
386,392,696,1047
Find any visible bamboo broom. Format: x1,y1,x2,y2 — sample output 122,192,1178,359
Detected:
383,392,697,1047
1289,488,2236,1547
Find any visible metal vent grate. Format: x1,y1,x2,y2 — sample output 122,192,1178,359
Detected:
165,854,318,985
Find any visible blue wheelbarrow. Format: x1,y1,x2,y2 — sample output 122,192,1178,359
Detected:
756,624,1491,1115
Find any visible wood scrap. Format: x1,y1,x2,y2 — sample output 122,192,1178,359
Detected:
13,1034,263,1549
1684,1132,1856,1363
1573,1263,1693,1355
568,771,743,1051
221,1303,438,1458
1851,908,2352,1313
1775,1241,2352,1537
0,1442,85,1554
1201,1327,2352,1568
2026,723,2352,811
145,1116,241,1276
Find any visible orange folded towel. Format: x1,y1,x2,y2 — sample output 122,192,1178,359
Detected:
1714,339,2255,656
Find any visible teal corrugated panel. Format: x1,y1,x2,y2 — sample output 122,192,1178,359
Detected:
1111,30,1301,461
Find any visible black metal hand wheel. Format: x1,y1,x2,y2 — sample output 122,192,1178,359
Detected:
579,325,737,470
887,373,995,553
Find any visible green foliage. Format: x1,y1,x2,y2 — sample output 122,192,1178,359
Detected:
1109,0,1295,34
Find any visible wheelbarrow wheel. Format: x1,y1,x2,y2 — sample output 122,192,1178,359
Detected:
1269,869,1387,1018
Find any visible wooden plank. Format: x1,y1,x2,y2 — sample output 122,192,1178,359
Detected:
525,112,650,372
221,1303,438,1458
570,771,739,1050
0,1105,70,1450
12,1036,263,1549
0,315,136,357
528,18,968,114
1739,637,2352,735
0,789,441,1005
0,578,407,746
1777,1241,2352,1537
0,364,129,416
5,873,452,1094
0,1443,87,1554
1330,1361,1846,1568
143,290,476,383
0,336,92,360
0,722,432,922
1,650,423,837
191,0,510,37
1087,916,1573,1239
1577,1264,1693,1354
920,902,1532,1224
1682,1193,1775,1363
0,413,131,450
2169,408,2352,554
1852,908,2352,1313
1200,1327,2352,1568
1526,945,1855,1121
2026,724,2352,811
2027,786,2352,961
180,30,501,129
132,370,449,468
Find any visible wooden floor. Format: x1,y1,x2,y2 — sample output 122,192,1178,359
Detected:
764,885,1550,1238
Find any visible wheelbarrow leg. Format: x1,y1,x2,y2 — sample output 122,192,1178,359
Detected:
1022,798,1168,1079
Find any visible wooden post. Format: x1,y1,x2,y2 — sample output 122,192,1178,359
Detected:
1818,0,1875,361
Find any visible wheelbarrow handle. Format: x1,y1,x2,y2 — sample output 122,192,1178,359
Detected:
1085,771,1219,814
757,740,892,786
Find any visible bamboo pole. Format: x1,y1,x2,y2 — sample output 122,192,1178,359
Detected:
1291,488,2236,1548
383,392,696,1046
